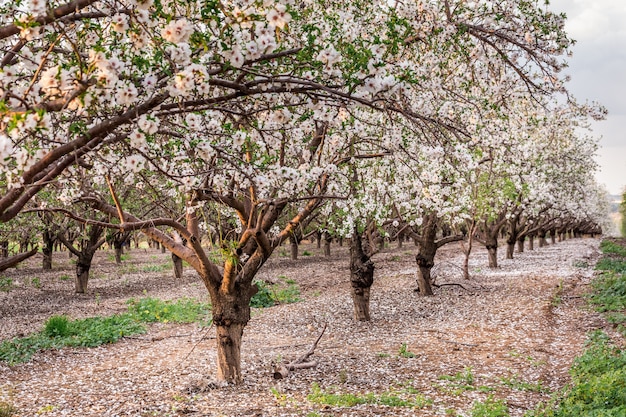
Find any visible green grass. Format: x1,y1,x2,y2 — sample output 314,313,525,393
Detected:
0,297,212,365
307,383,432,409
526,239,626,416
500,375,546,393
471,396,509,417
0,314,145,365
398,343,416,358
0,401,17,417
0,277,13,292
141,263,171,273
600,240,626,257
588,239,626,333
250,277,300,308
595,258,626,273
126,297,211,324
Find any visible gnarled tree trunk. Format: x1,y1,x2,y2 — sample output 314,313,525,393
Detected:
290,236,298,260
172,253,183,279
350,230,374,321
42,230,55,270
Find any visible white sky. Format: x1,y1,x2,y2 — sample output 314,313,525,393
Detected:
549,0,626,195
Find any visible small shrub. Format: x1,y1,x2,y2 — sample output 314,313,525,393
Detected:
250,278,300,308
302,250,312,256
0,277,13,292
250,281,275,307
59,274,71,281
398,343,416,358
44,315,71,338
31,277,41,289
471,396,509,417
0,401,17,417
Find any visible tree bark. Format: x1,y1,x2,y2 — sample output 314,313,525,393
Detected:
505,243,513,259
350,230,374,321
0,241,8,258
172,253,183,279
75,257,92,293
516,238,524,253
415,261,434,296
215,323,245,383
323,232,331,257
42,230,55,270
290,236,298,260
486,242,498,268
0,248,38,272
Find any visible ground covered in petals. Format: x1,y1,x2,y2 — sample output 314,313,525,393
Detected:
0,238,612,416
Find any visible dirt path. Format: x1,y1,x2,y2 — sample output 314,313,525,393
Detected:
0,238,606,416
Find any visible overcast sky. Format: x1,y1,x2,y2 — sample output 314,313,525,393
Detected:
549,0,626,196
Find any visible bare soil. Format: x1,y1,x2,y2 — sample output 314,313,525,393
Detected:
0,238,611,416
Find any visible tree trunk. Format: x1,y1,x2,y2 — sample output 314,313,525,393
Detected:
316,232,321,249
528,235,535,250
350,231,374,321
416,263,434,296
42,231,54,270
0,241,8,258
323,232,331,257
172,253,183,279
216,323,245,383
351,287,371,321
505,243,513,259
550,230,556,244
75,258,91,293
487,244,498,268
114,244,123,264
210,285,253,384
290,237,298,260
517,238,524,253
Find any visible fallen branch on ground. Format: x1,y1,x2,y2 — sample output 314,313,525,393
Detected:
273,323,327,379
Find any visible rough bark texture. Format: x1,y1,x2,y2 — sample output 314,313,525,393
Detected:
528,235,535,250
415,214,438,296
216,323,245,383
172,253,183,279
323,232,331,257
506,242,515,259
0,248,38,272
350,231,374,321
210,284,254,384
517,239,525,253
290,237,298,260
42,230,55,270
487,243,498,268
75,257,92,293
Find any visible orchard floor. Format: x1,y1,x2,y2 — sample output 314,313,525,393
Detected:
0,237,614,417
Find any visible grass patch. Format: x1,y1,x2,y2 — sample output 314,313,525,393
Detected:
0,297,211,365
500,375,546,393
588,239,626,333
398,343,416,358
0,314,145,365
471,396,509,417
527,239,626,416
140,263,171,273
126,297,211,324
595,258,626,274
250,276,300,308
437,367,495,394
600,240,626,257
0,401,17,417
527,331,626,417
307,383,431,408
0,277,13,292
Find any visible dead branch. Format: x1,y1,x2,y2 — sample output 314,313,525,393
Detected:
273,323,327,379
